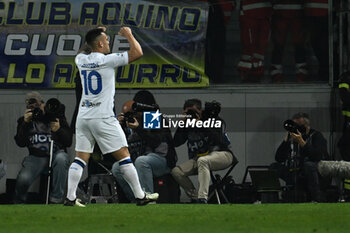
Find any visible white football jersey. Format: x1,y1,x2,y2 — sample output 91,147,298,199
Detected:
75,51,128,119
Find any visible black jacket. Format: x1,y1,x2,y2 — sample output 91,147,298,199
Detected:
173,118,233,160
275,129,329,167
121,118,178,169
15,114,72,157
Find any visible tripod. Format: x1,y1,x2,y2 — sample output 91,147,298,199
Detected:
289,141,302,202
46,140,54,205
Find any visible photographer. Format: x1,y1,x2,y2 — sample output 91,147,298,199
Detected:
338,71,350,161
171,99,237,203
271,112,329,202
14,92,72,204
112,90,177,202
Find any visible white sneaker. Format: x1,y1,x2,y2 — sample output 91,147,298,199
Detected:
64,198,86,207
136,192,159,206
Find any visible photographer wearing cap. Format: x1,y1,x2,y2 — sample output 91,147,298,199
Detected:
111,90,177,202
271,112,329,202
171,99,237,203
14,92,72,204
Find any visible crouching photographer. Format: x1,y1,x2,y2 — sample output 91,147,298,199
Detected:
270,112,330,202
14,92,72,204
171,99,238,204
112,90,177,202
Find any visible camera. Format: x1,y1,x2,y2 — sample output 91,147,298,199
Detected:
283,119,306,134
185,109,200,119
122,102,159,124
123,111,137,124
44,98,65,122
31,107,44,120
202,100,221,120
26,98,44,120
26,98,64,122
132,102,159,112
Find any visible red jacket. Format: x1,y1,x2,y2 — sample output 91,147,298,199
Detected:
241,0,273,18
219,0,234,24
273,0,304,18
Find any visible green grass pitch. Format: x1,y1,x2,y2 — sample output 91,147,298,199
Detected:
1,203,349,233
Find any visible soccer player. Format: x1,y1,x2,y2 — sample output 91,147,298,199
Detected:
64,27,159,207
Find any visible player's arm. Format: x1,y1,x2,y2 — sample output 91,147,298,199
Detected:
77,43,92,54
118,27,143,63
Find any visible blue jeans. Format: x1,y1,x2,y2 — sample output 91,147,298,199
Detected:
14,151,70,203
112,153,170,202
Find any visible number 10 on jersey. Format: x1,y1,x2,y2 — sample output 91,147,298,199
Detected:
81,70,102,95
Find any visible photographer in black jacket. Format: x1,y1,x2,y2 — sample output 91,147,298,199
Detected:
111,90,177,202
271,112,329,202
338,71,350,161
14,92,72,204
171,99,237,203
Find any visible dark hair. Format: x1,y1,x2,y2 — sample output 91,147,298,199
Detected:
292,112,309,120
85,28,104,48
133,90,156,105
292,112,310,125
183,99,202,110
